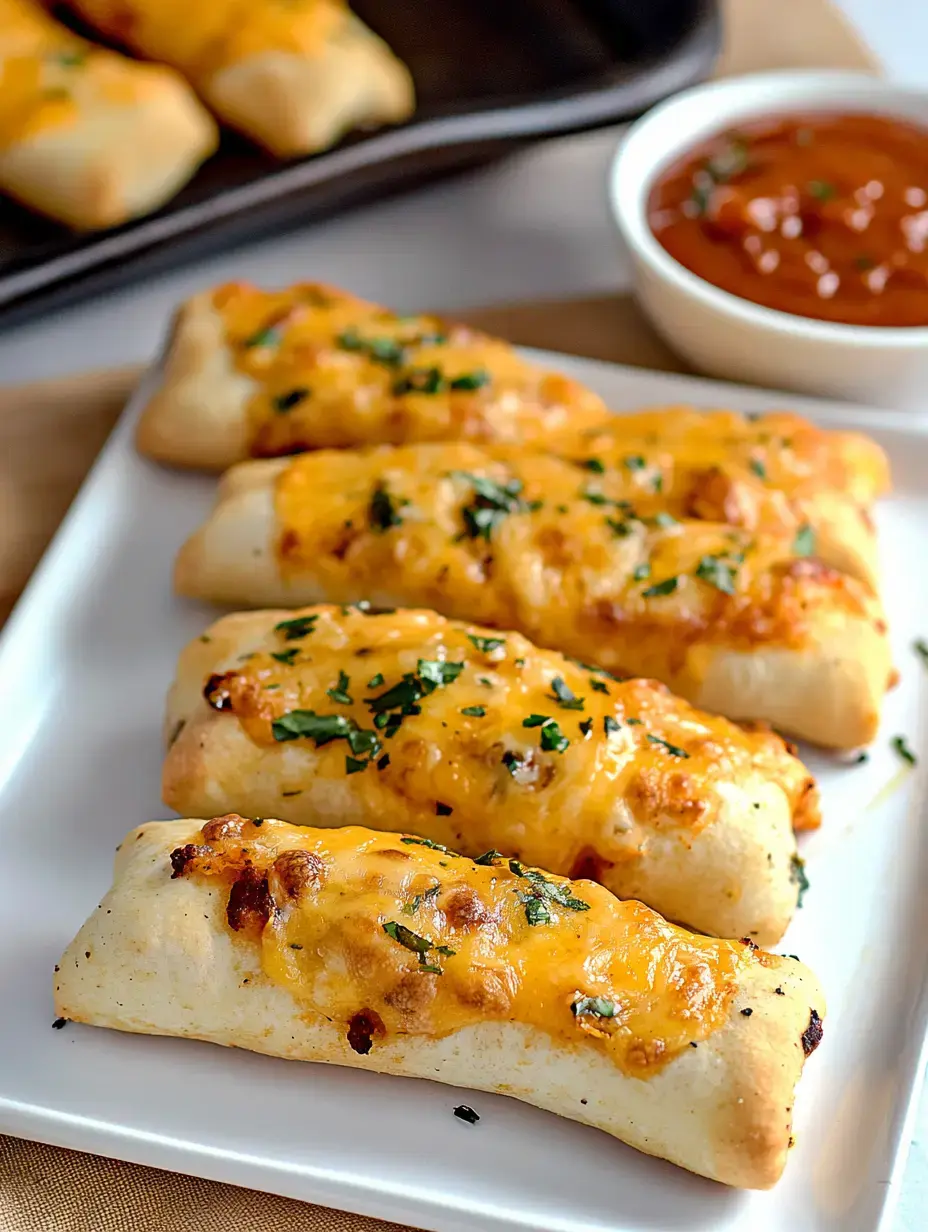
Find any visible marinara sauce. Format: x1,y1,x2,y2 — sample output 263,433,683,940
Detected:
648,113,928,327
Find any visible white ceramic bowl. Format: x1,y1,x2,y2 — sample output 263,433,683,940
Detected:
610,71,928,409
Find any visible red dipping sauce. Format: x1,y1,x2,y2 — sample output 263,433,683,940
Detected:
648,112,928,327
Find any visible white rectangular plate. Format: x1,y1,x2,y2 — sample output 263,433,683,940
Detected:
1,353,926,1232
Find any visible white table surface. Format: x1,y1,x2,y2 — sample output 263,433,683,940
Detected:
1,2,926,1228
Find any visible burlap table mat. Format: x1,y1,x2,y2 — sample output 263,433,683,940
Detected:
0,1,876,1227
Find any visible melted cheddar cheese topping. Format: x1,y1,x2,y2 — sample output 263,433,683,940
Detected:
68,0,348,81
172,814,764,1077
206,281,609,456
0,0,185,150
202,607,820,870
274,443,884,694
551,405,889,533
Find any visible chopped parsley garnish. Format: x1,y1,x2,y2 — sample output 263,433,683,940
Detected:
364,660,463,730
393,366,445,395
404,884,441,915
580,458,605,474
369,483,404,532
272,710,380,765
695,554,738,595
632,562,651,582
649,511,678,529
270,648,299,666
345,756,367,775
793,524,816,557
382,920,455,973
502,750,528,777
478,677,494,688
550,676,584,710
523,714,551,728
377,753,391,770
808,179,836,201
275,615,318,640
243,324,281,349
646,734,690,758
624,455,646,471
626,717,642,725
789,854,810,908
749,458,767,480
272,388,309,413
419,660,465,689
401,836,456,854
571,995,617,1020
368,673,385,688
891,735,917,767
327,671,353,705
590,679,609,694
604,716,620,735
523,897,551,926
449,370,491,391
461,705,487,717
473,850,504,865
579,718,594,736
510,865,590,924
453,471,535,542
336,329,405,367
606,517,635,538
467,634,506,654
540,721,569,753
641,576,679,598
913,639,928,665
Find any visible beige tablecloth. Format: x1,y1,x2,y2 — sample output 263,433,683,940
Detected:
0,1,876,1227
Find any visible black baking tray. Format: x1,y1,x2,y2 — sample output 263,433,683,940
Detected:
0,0,720,328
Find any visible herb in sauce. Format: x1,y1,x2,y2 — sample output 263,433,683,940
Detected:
579,458,605,474
272,711,381,764
793,524,816,557
401,836,456,854
632,562,651,582
540,721,570,753
695,554,738,595
461,706,487,717
572,995,617,1020
404,884,442,915
450,370,491,391
382,920,455,973
270,648,300,666
749,458,767,480
243,325,281,349
345,756,367,774
327,671,353,705
590,679,609,694
473,850,504,865
579,718,594,737
368,673,385,688
603,716,620,735
453,472,535,542
623,455,646,471
393,367,445,395
550,677,584,710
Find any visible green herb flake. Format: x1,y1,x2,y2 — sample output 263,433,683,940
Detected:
270,648,300,666
382,921,455,972
376,753,391,770
624,455,646,471
540,722,570,754
418,659,465,690
243,325,281,349
367,672,385,688
632,562,651,582
449,370,491,392
590,679,609,694
749,458,767,480
467,634,506,654
523,714,551,728
808,179,837,202
606,517,634,538
272,388,310,413
478,676,494,688
522,896,551,926
626,717,642,725
274,615,318,640
327,671,353,705
793,524,816,557
892,735,917,767
578,718,594,737
571,995,617,1020
461,705,487,717
580,458,605,474
393,366,445,396
404,883,441,914
502,750,527,777
400,834,456,853
473,850,503,865
789,853,810,908
453,471,533,542
369,483,404,533
647,734,690,758
641,576,679,598
695,555,737,595
603,716,620,735
649,511,678,529
345,756,368,775
550,676,584,711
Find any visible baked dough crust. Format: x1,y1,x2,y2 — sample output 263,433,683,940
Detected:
163,605,820,943
55,815,826,1189
68,0,414,157
135,282,611,470
0,0,216,229
174,447,892,748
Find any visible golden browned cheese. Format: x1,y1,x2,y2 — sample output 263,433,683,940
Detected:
65,0,347,81
551,405,890,532
208,281,610,455
170,813,761,1077
201,606,820,861
273,443,885,695
0,0,167,149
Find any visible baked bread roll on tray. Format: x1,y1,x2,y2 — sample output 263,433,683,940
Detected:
135,281,611,469
67,0,414,157
174,443,892,749
555,406,889,589
55,813,826,1189
164,605,820,943
0,0,217,229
